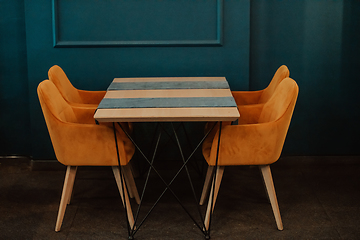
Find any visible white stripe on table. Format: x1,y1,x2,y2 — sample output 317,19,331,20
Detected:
94,107,239,122
112,77,226,83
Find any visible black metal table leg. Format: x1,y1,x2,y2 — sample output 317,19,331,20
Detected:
115,121,219,239
112,123,132,237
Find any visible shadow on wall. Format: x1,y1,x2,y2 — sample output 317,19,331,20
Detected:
251,0,360,155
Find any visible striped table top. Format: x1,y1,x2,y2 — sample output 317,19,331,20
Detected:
94,77,240,122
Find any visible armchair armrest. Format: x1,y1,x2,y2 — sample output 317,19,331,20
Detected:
77,89,106,104
237,104,264,124
204,122,282,166
231,90,263,105
70,105,132,132
49,120,134,166
71,106,98,124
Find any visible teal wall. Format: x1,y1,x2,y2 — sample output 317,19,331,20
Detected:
1,0,359,158
0,0,31,156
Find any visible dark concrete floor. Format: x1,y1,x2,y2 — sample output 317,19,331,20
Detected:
1,156,360,240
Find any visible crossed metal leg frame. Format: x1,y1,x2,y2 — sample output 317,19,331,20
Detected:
113,122,223,239
134,122,204,179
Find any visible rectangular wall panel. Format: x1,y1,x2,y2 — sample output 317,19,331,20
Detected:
53,0,223,47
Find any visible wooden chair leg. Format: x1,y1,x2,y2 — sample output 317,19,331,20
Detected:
129,159,139,178
122,165,140,204
67,166,78,205
259,165,283,231
204,166,225,230
55,166,77,232
112,166,135,229
122,167,134,199
200,166,215,205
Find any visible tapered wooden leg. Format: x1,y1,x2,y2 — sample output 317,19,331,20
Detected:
122,167,134,199
204,166,225,230
112,166,135,229
122,165,140,204
259,165,283,230
55,166,77,232
67,166,78,205
200,166,215,205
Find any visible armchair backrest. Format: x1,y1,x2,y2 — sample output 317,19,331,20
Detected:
258,77,298,124
38,80,78,124
258,65,290,104
48,65,83,103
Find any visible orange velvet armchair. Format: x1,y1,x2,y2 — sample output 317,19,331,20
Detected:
37,80,139,232
200,78,299,230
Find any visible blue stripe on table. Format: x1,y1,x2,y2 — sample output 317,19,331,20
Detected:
107,81,229,90
97,97,237,109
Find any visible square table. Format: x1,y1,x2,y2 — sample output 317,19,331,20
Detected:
94,77,239,122
94,77,239,239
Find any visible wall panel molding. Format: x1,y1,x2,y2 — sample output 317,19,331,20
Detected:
52,0,223,47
